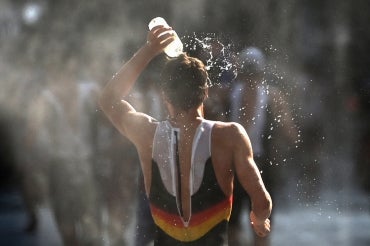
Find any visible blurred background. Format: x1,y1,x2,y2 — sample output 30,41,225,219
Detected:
0,0,369,245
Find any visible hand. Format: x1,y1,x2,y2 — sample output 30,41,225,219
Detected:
145,25,175,56
250,211,271,237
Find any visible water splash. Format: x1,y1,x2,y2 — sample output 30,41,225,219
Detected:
183,33,305,152
182,33,238,87
183,33,326,207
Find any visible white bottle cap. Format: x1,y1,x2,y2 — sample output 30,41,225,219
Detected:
148,17,169,30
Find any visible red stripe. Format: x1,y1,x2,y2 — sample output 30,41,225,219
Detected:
150,195,232,228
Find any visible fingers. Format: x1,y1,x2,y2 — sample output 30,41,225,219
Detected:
150,26,174,41
158,31,175,46
151,25,172,36
146,26,175,50
251,218,271,237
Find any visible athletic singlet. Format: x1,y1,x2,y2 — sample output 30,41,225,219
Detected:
149,120,232,245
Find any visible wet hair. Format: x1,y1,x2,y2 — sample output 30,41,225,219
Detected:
160,54,209,111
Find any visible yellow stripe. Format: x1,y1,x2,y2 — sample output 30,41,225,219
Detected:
152,206,232,242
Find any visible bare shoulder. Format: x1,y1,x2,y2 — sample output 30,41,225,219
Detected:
212,121,250,152
128,112,158,148
212,121,247,137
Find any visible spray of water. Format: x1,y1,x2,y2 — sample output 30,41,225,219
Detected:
185,33,303,150
183,33,238,87
183,34,315,207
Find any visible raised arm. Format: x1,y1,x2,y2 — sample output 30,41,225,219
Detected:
231,123,272,237
99,26,175,143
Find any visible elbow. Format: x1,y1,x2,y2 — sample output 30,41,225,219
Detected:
98,94,108,112
99,91,113,115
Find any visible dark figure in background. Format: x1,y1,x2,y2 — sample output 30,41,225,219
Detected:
228,47,298,245
0,115,16,188
100,26,272,245
184,34,237,122
24,58,102,245
355,77,370,193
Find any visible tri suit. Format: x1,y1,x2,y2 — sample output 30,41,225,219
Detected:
149,119,233,245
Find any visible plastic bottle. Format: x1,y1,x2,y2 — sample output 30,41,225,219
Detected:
148,17,183,57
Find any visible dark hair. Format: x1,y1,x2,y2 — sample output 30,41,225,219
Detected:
160,54,209,111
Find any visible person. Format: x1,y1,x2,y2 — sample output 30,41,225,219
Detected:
99,25,272,245
228,47,298,245
24,57,102,245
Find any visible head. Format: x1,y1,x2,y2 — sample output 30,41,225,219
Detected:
160,54,209,111
238,46,266,81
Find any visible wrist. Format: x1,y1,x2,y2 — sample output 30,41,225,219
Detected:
141,42,160,59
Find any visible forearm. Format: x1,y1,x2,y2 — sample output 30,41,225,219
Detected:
100,25,175,115
251,191,272,221
233,123,273,221
249,191,272,237
99,44,155,112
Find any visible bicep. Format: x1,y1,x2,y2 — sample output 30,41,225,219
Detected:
101,99,156,145
232,125,267,199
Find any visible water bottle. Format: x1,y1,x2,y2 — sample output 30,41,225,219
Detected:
148,17,183,57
